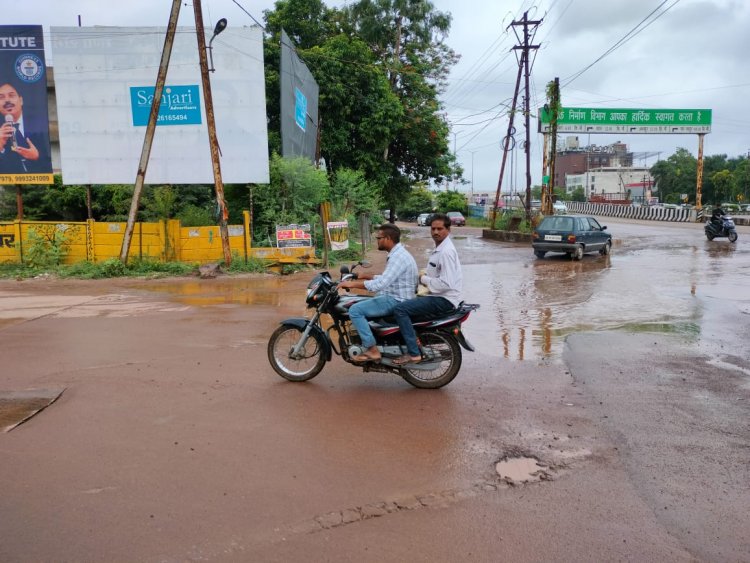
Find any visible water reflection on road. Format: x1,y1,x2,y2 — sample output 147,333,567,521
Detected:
136,220,749,366
444,220,749,363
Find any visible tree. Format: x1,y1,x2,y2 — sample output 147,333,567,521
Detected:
650,148,697,203
435,190,466,213
398,186,434,219
345,0,459,210
251,155,330,243
710,170,733,205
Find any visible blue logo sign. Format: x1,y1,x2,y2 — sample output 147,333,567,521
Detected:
295,88,307,131
130,85,202,126
15,54,44,83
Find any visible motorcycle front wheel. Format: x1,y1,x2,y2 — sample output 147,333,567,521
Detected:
401,330,462,389
267,325,326,382
728,230,738,243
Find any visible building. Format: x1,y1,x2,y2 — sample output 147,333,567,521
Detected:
555,137,654,202
566,167,653,201
553,136,633,190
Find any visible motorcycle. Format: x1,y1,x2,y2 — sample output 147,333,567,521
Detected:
267,264,479,389
705,215,738,242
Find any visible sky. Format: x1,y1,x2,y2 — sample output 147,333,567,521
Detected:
6,0,749,194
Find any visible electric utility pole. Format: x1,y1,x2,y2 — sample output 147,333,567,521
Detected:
515,12,541,221
490,11,541,228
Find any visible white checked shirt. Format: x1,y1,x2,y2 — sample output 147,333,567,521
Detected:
364,243,418,301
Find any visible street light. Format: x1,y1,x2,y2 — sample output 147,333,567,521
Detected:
207,18,227,72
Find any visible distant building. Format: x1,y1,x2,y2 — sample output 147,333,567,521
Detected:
553,137,632,189
555,137,654,202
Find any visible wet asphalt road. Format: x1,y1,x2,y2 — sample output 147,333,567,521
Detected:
0,216,748,561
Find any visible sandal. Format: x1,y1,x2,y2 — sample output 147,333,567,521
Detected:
392,354,422,366
352,352,382,363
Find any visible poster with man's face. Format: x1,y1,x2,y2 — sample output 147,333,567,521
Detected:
0,25,53,185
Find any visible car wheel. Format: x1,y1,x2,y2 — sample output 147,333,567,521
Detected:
572,244,584,261
534,250,546,259
599,240,611,255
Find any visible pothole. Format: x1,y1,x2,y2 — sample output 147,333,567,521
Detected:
495,456,548,484
0,388,66,432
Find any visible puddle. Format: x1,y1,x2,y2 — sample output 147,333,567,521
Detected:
138,278,306,307
495,456,545,484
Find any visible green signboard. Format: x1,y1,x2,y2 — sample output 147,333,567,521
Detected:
539,107,711,134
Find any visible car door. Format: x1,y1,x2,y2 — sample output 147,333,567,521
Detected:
586,217,605,249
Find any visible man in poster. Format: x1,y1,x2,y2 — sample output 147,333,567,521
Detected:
0,25,53,183
0,81,51,174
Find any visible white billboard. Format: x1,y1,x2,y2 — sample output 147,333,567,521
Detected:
50,26,269,185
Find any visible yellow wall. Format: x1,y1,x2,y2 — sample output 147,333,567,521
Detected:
0,211,318,266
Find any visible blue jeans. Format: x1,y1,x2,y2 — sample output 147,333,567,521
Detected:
348,295,399,349
393,296,455,356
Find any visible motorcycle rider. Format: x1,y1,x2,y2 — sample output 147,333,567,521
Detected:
338,223,418,363
392,213,463,365
710,204,726,228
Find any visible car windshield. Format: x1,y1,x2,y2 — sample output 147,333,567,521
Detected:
448,212,462,217
539,216,574,231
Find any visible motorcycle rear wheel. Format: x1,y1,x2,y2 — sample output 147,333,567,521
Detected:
401,331,462,389
267,325,326,382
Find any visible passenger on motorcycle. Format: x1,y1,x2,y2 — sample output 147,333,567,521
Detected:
338,223,418,363
392,213,463,365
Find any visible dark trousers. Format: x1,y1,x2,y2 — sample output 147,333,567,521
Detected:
393,296,455,356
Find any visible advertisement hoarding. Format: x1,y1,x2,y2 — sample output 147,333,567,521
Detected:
50,26,269,185
0,25,54,185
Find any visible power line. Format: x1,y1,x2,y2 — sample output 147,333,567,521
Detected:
561,0,682,88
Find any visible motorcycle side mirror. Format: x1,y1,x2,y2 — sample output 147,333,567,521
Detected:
358,260,372,269
340,265,350,275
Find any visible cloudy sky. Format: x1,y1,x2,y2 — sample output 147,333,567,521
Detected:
8,0,749,192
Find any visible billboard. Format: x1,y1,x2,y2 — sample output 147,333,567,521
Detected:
0,25,54,185
280,29,319,162
539,107,711,134
50,26,269,185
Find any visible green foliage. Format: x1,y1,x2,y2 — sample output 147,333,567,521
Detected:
330,168,381,219
570,187,586,202
399,187,434,218
435,190,467,213
177,204,215,227
709,170,733,205
142,185,178,221
24,226,69,268
227,255,268,274
251,155,330,243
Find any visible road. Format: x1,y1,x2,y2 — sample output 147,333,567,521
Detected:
0,217,748,562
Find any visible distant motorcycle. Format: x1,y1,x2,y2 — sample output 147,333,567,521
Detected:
705,215,738,242
267,263,479,389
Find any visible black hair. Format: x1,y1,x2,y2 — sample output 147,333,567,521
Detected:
429,213,451,229
378,223,401,243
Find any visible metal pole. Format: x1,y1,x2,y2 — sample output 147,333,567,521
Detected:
119,0,181,264
193,0,232,266
695,133,705,212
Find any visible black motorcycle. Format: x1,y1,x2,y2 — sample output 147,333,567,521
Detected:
705,215,738,242
267,264,479,389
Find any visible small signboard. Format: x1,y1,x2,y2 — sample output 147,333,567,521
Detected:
276,224,312,248
539,107,711,134
327,220,349,251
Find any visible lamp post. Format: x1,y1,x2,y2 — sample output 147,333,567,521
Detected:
193,1,232,266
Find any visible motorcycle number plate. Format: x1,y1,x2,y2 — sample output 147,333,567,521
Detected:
544,235,562,241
